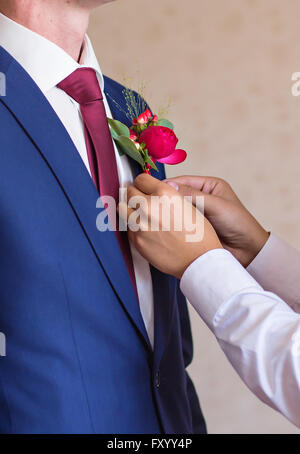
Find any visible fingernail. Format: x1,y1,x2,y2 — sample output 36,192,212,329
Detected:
166,181,179,191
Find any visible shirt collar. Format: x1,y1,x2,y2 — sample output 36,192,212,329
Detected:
0,12,104,94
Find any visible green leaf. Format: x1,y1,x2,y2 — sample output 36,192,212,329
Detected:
115,136,145,168
143,148,158,172
156,119,174,130
110,127,119,140
145,155,158,172
108,118,130,138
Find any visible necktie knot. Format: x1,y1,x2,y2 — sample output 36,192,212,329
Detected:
57,67,103,105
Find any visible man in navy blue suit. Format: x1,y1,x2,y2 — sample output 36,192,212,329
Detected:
0,0,206,434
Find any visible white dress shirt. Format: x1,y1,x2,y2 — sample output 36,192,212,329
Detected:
0,13,154,347
181,233,300,428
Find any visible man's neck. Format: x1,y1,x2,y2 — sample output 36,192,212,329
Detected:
0,0,90,61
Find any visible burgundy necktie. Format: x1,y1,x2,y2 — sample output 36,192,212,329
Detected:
58,68,137,295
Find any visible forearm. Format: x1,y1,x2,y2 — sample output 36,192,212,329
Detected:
247,233,300,312
181,249,300,428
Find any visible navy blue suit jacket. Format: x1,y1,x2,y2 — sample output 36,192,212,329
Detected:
0,46,206,434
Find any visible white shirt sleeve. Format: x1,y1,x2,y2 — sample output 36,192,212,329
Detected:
247,233,300,312
180,248,300,428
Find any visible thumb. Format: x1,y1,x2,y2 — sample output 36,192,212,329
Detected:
166,181,220,217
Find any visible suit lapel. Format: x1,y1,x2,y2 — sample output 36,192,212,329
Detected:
0,48,151,350
105,84,176,364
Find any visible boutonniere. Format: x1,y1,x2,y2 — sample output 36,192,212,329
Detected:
108,100,187,174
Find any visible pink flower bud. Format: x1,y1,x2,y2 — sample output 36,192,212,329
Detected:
137,109,153,125
137,112,148,125
145,108,152,120
129,130,138,141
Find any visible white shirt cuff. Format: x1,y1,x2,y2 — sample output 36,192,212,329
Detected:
180,249,262,330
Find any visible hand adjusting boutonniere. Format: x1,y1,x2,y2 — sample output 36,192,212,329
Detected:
108,104,187,174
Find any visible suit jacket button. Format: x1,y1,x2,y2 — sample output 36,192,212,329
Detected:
155,371,161,388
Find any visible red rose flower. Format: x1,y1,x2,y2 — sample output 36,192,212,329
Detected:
139,126,187,165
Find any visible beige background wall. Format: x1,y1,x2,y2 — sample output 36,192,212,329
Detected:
89,0,300,433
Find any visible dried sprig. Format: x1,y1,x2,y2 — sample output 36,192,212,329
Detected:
106,71,172,123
